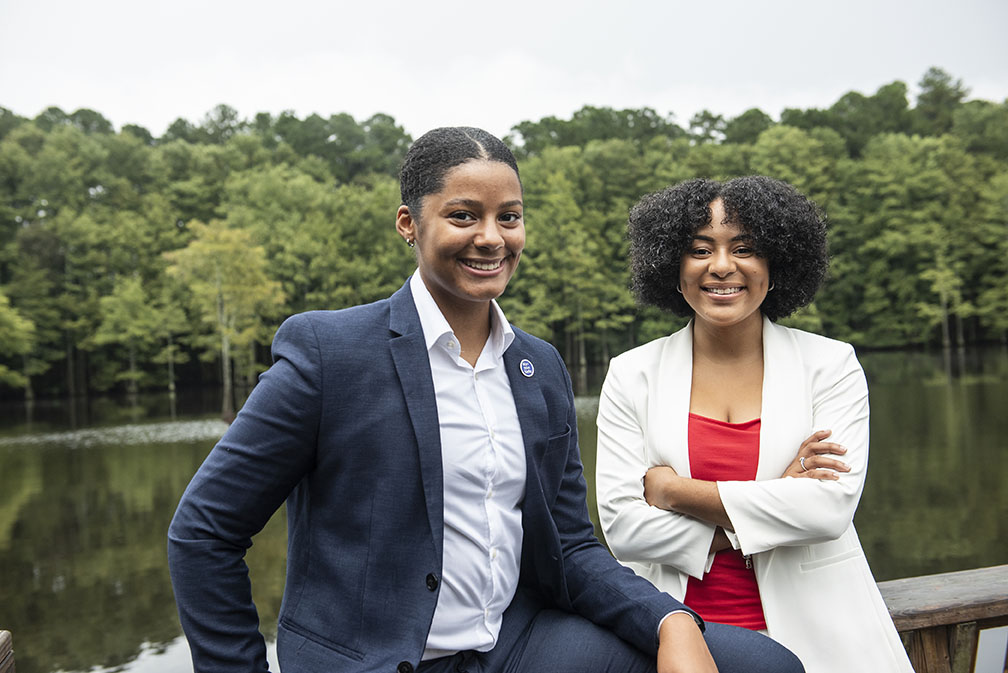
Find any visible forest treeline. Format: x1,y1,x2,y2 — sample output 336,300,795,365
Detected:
1,67,1007,405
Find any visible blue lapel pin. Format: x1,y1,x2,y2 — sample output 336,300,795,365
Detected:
519,358,534,378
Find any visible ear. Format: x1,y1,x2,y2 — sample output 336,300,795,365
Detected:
396,205,417,244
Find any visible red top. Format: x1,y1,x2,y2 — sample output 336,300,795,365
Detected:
683,413,767,630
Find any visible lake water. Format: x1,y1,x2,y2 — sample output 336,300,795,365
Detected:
1,347,1006,672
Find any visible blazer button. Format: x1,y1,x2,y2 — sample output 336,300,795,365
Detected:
397,662,414,673
426,573,439,591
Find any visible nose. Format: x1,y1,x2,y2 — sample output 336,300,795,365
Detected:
474,217,505,249
709,248,735,276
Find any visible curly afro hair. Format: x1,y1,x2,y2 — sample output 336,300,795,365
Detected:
399,127,521,219
628,176,828,321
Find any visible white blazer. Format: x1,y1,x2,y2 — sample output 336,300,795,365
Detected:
595,317,912,673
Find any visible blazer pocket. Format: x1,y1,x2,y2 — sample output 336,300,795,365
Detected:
544,424,572,452
280,617,366,661
537,425,573,503
799,547,863,572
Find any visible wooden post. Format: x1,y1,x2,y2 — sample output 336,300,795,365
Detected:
879,565,1008,673
0,630,14,673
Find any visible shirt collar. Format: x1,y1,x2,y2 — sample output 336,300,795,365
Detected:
409,270,514,358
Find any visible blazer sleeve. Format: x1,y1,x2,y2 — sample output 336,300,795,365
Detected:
718,342,870,555
542,348,696,655
595,356,717,580
167,313,323,672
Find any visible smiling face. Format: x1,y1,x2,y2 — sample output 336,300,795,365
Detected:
396,159,524,325
679,198,770,332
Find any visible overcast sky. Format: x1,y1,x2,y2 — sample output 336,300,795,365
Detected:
2,0,1006,140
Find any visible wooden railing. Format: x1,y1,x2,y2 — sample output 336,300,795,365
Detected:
2,567,1006,673
879,565,1008,673
0,630,13,673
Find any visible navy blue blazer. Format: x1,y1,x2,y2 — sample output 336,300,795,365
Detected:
168,280,690,673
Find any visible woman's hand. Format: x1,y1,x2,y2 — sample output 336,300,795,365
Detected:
781,429,850,480
657,612,719,673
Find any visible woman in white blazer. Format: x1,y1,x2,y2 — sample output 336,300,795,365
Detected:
595,176,913,673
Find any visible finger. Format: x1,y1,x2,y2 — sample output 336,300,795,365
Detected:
811,457,851,473
807,442,848,456
801,430,832,446
795,466,842,481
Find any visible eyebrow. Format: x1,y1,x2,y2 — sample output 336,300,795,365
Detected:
691,233,749,242
444,198,524,209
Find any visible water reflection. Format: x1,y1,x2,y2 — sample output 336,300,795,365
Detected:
0,417,285,673
0,348,1005,673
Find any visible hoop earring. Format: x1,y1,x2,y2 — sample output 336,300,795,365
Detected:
768,280,775,291
676,284,683,294
406,238,415,248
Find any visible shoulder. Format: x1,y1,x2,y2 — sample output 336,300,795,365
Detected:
277,299,391,336
511,324,556,353
768,321,856,362
767,322,864,391
609,323,690,373
510,325,565,371
271,298,395,359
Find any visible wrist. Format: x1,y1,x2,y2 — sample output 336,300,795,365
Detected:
659,610,704,643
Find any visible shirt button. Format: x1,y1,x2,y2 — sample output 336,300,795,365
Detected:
446,340,456,349
490,548,498,560
397,662,414,673
426,573,438,591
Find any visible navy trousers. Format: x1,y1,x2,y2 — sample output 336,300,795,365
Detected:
418,592,803,673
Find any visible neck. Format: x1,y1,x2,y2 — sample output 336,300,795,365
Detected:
436,298,493,367
691,313,764,363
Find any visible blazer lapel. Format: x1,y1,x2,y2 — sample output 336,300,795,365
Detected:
652,322,695,475
502,336,549,492
757,317,812,479
388,282,444,560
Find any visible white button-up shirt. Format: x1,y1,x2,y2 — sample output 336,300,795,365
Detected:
410,272,527,660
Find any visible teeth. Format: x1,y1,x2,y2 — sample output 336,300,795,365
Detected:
706,287,742,295
467,260,502,271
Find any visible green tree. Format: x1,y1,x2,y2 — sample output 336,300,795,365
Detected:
749,125,842,211
952,99,1008,160
825,134,979,347
161,117,200,144
0,106,26,140
913,67,969,136
199,104,246,144
688,110,726,144
92,276,160,395
165,220,284,418
68,108,114,134
508,106,683,158
970,171,1008,341
121,123,154,145
33,106,71,132
502,156,597,391
723,108,774,145
0,289,34,388
780,81,912,157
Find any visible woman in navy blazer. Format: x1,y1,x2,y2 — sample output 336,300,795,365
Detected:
167,128,802,673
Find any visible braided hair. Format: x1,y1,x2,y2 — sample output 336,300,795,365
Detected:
399,127,521,219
